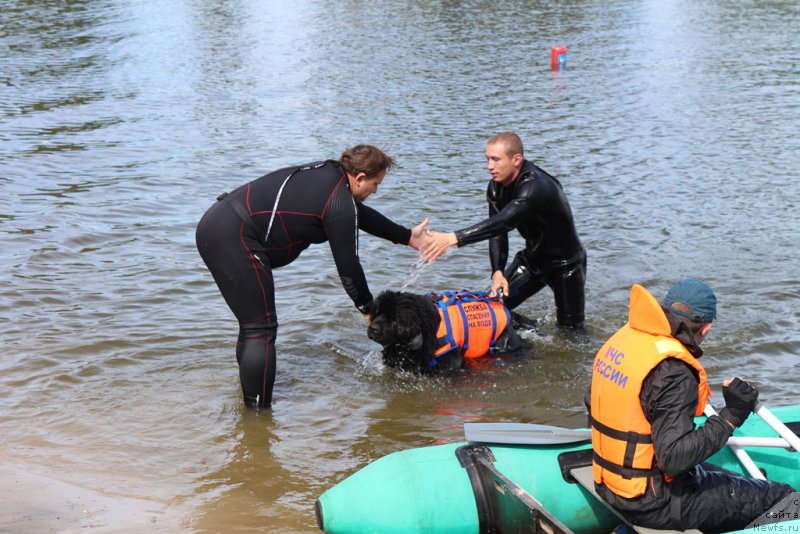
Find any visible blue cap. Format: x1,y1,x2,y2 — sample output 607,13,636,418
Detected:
662,279,717,323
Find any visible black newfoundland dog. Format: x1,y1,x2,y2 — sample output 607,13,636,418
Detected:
367,290,528,373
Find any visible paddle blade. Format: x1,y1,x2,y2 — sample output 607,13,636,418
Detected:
464,422,592,445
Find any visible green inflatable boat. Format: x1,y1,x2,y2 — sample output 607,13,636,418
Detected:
316,404,800,533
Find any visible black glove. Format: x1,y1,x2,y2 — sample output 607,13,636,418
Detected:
719,378,759,428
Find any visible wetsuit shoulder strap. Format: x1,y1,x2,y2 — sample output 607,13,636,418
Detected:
265,161,327,242
216,161,329,241
217,192,261,236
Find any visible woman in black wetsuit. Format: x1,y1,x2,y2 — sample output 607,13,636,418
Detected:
196,145,429,408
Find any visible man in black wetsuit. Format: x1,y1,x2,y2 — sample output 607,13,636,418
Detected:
196,145,430,408
422,132,586,328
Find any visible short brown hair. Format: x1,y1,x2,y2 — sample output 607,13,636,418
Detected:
339,145,395,178
487,132,523,158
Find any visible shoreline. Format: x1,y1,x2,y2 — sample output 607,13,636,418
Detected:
0,465,179,533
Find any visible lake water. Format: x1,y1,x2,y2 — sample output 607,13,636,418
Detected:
2,1,799,532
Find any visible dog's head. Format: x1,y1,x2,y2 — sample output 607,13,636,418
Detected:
367,290,440,371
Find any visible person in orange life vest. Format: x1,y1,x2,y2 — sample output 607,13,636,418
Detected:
586,280,794,532
420,132,586,328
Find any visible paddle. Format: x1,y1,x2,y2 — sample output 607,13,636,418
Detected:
464,422,592,446
755,402,800,452
703,403,764,479
463,422,791,449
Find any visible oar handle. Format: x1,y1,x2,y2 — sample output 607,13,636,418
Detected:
755,403,800,453
727,436,790,448
463,422,791,449
704,404,765,479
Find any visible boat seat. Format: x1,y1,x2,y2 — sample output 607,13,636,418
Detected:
569,466,703,534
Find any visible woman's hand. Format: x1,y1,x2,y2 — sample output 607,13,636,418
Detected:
420,231,457,262
407,217,431,251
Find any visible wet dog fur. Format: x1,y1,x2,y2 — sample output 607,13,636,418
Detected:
367,290,527,373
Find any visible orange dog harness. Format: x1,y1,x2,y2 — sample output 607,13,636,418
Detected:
431,291,511,362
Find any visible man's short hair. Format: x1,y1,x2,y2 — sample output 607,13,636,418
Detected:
487,132,523,158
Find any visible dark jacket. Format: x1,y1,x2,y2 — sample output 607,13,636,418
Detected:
586,309,733,514
228,160,410,312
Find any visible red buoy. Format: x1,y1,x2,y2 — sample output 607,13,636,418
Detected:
551,46,567,70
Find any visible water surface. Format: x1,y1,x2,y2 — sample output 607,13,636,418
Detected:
2,1,799,532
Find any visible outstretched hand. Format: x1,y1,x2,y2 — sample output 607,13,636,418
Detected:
407,217,431,251
420,230,458,263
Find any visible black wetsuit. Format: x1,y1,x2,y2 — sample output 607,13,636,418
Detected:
196,160,411,407
586,317,795,532
454,160,586,327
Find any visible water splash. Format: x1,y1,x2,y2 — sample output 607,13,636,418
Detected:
398,257,431,290
355,349,385,377
324,341,385,377
398,248,456,291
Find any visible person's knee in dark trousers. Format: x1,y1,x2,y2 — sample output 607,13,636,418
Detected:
504,251,586,329
502,252,545,311
677,464,795,533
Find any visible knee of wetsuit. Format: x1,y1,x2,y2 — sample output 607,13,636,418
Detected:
507,264,528,284
238,319,278,336
504,251,529,283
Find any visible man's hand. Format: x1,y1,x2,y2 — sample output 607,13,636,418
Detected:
363,313,372,327
420,231,458,263
407,217,431,251
489,270,509,298
719,377,759,428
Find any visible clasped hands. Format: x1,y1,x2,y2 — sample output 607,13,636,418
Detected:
407,219,456,261
407,219,455,262
408,220,507,299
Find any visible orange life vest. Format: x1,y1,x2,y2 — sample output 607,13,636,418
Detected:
590,284,711,499
432,291,510,361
